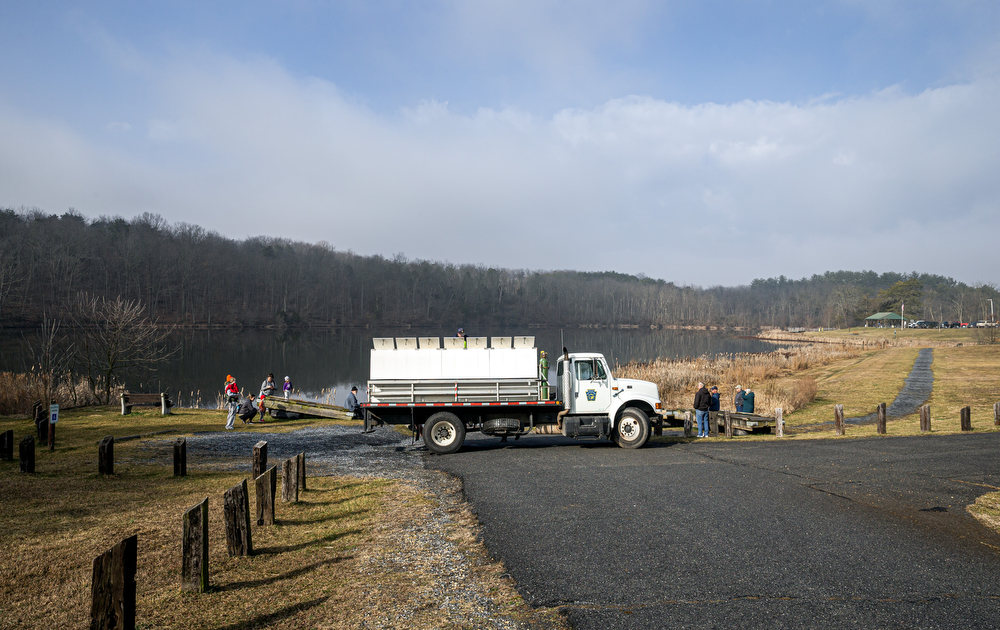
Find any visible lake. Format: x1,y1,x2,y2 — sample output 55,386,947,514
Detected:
1,327,780,408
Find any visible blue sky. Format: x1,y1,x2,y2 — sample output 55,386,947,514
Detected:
2,1,999,286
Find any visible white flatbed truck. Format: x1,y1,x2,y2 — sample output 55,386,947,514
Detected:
361,335,663,454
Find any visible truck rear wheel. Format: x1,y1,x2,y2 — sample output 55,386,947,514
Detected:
615,408,650,449
423,412,466,454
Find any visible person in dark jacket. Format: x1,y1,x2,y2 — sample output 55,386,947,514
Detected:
709,386,720,411
694,382,711,438
742,387,756,414
734,385,745,413
237,395,257,424
345,386,362,419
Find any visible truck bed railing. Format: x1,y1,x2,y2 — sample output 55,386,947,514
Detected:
369,379,545,403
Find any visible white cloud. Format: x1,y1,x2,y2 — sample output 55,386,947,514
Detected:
1,51,998,286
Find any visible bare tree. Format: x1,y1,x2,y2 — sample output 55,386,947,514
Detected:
23,315,74,404
71,294,177,404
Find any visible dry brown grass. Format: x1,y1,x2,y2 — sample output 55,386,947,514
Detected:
656,342,1000,443
617,344,861,414
0,408,564,629
758,327,980,348
0,371,109,415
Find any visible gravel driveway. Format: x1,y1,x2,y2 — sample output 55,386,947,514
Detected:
138,425,546,629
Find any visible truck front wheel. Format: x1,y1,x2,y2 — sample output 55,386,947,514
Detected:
423,412,466,454
615,408,650,449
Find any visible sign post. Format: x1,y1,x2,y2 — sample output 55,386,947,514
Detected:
48,403,58,450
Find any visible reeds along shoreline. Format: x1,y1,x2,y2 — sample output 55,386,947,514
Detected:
616,344,862,415
0,371,109,415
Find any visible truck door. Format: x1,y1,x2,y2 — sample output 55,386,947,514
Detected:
572,358,612,414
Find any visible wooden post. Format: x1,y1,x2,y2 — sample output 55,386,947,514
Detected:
683,412,692,438
173,438,187,477
98,435,114,476
255,465,276,526
252,440,267,481
960,406,972,432
223,479,253,557
876,403,887,435
282,458,298,503
920,404,931,432
36,416,48,444
834,404,844,436
775,408,783,437
48,419,55,451
1,429,13,460
994,401,1000,426
709,411,719,437
724,411,733,438
19,435,35,473
296,452,306,492
181,498,209,593
90,534,137,630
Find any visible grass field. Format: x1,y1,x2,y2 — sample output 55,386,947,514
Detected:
0,409,564,629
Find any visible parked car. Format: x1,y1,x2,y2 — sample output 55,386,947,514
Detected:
941,321,951,329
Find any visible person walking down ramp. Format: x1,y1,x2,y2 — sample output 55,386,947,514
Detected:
694,382,711,438
224,375,240,430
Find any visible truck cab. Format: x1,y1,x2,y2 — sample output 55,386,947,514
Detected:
556,352,662,448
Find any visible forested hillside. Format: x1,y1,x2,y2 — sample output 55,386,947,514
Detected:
1,208,996,329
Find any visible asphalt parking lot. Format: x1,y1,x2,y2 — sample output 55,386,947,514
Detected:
427,433,1000,629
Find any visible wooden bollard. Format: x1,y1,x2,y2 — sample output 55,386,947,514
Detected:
98,435,114,475
48,418,55,451
876,403,887,435
223,479,253,557
282,458,298,503
920,404,931,432
683,412,692,438
181,498,209,593
255,465,276,526
296,452,306,492
994,401,1000,426
90,534,137,630
252,440,267,481
19,435,35,473
1,429,13,460
174,438,187,477
960,406,972,432
709,411,719,437
36,416,48,445
775,408,783,437
724,411,733,438
834,404,844,436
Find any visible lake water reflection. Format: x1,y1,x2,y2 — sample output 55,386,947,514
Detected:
1,327,779,408
128,327,778,408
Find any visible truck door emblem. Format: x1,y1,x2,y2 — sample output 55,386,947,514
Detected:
586,389,597,402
